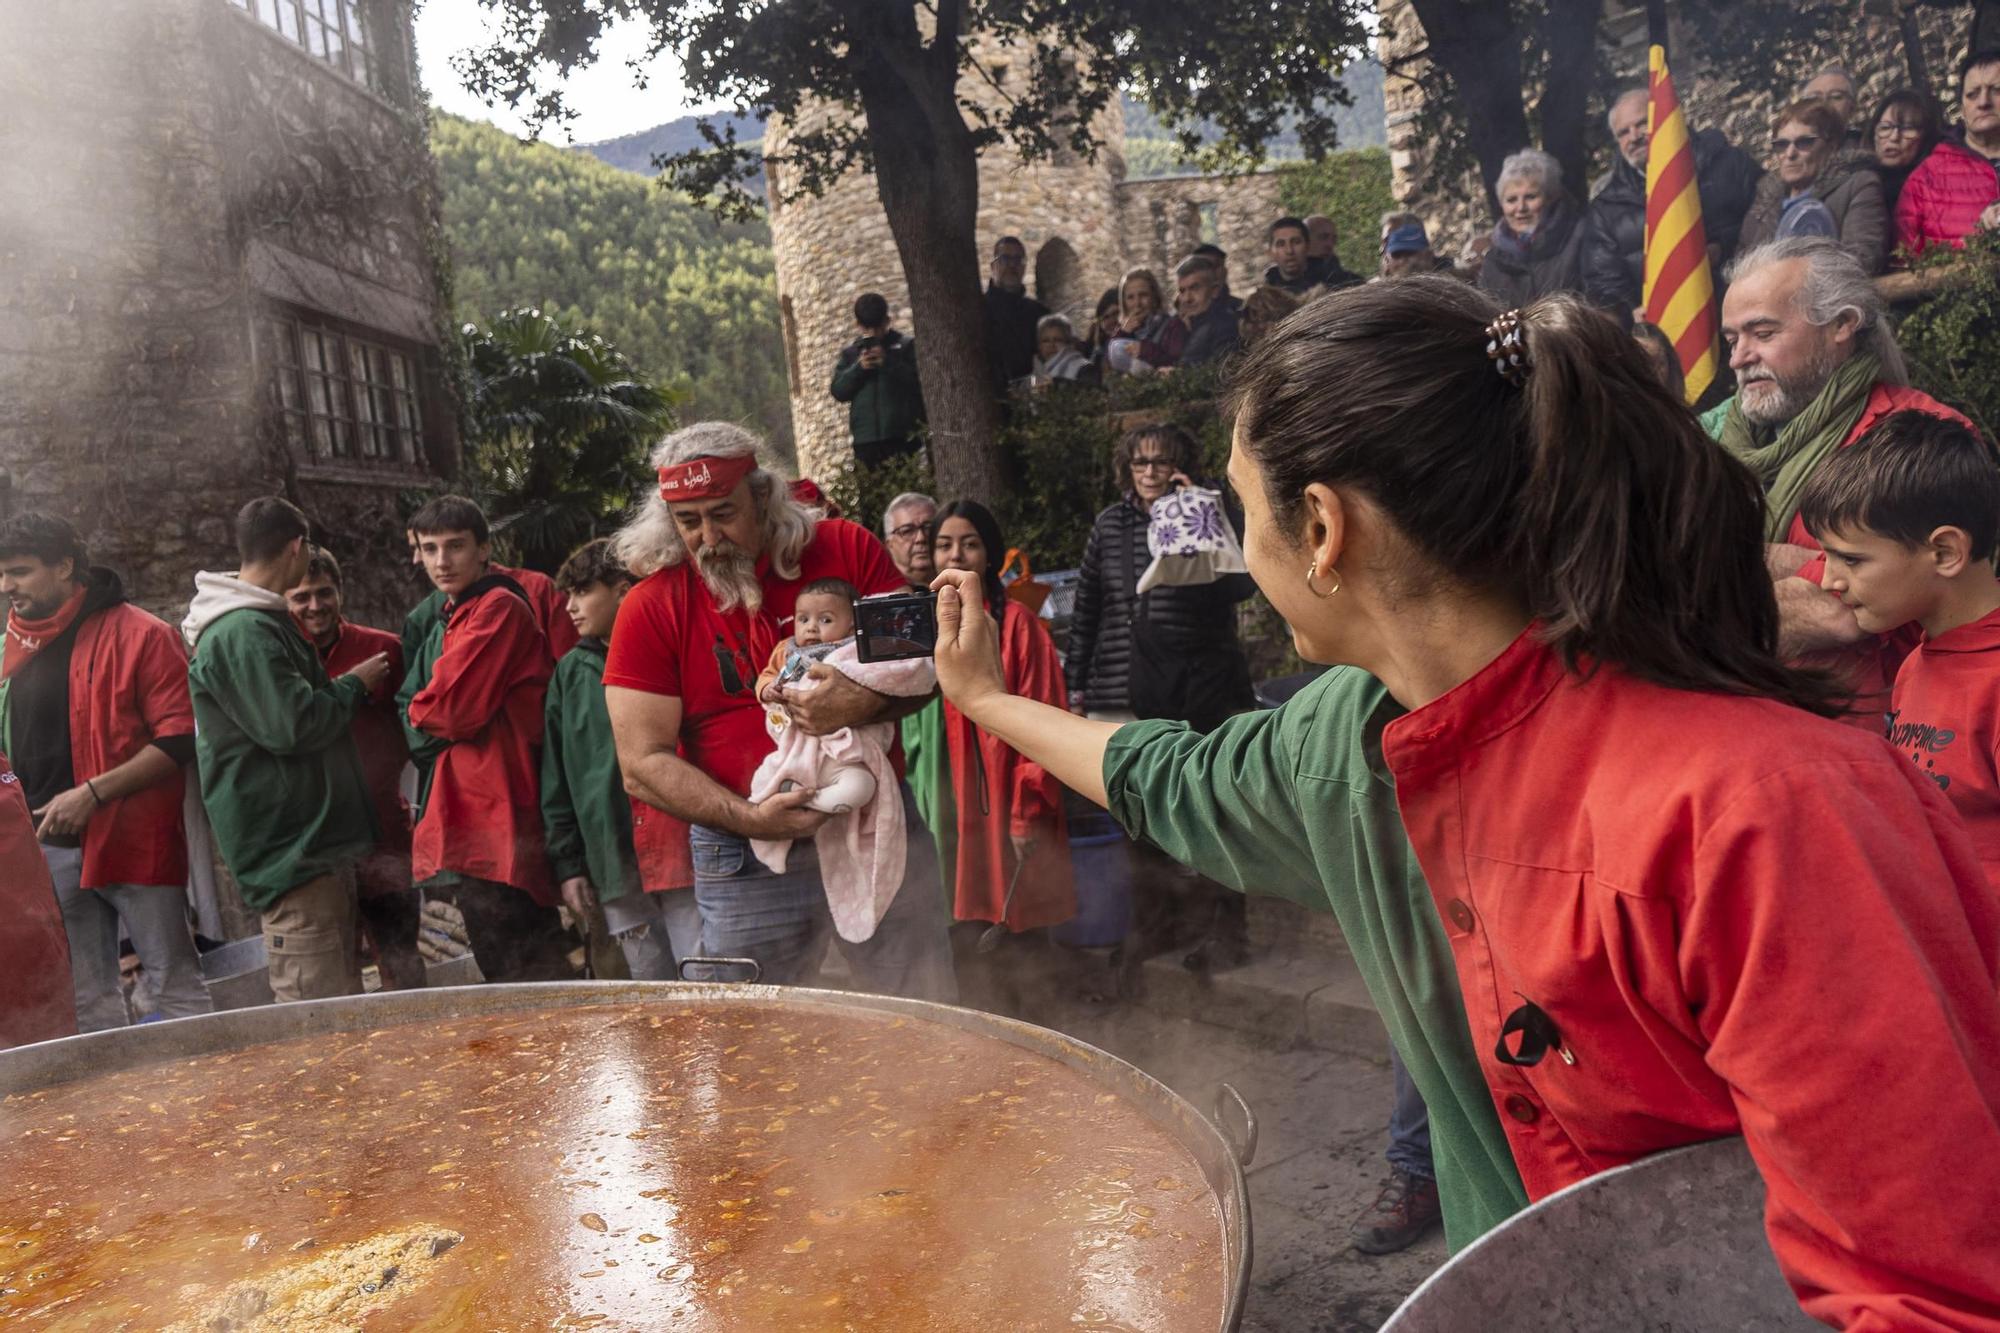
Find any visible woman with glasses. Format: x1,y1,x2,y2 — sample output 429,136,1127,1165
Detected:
1066,424,1257,974
1739,99,1888,273
1867,89,1941,222
1896,49,2000,259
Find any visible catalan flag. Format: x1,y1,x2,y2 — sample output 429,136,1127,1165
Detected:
1641,43,1719,404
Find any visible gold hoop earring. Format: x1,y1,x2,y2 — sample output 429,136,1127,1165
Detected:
1305,562,1342,598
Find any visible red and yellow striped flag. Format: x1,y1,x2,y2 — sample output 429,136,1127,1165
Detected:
1642,44,1719,404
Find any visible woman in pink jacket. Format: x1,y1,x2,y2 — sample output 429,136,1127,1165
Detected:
1896,49,2000,257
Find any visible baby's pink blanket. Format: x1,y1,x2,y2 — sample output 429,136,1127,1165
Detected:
749,642,936,942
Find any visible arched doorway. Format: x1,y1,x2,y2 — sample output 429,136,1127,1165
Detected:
1034,237,1086,323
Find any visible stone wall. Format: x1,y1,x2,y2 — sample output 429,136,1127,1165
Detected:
0,0,450,630
1115,172,1289,299
766,37,1128,482
1377,0,1974,262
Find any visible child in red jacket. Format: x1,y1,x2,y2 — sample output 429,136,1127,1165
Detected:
1802,409,2000,881
401,495,571,983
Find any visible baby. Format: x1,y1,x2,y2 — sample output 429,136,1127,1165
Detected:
749,578,935,942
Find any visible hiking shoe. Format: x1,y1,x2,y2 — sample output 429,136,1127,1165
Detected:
1349,1168,1442,1255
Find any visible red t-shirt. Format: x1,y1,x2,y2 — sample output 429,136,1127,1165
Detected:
602,520,907,797
1889,604,2000,886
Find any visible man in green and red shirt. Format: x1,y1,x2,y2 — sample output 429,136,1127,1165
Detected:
603,422,954,999
400,495,571,983
0,512,208,1031
185,498,389,1003
287,545,424,991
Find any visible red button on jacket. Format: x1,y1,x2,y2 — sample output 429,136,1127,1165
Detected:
1384,629,2000,1329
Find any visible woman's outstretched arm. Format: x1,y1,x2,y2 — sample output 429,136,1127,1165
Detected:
932,570,1120,806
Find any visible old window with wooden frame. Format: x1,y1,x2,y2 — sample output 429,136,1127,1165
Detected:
259,309,427,469
227,0,384,92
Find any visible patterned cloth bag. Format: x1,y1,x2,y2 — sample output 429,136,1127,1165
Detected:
1137,485,1248,593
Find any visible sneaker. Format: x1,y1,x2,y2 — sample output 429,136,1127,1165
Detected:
1349,1168,1442,1255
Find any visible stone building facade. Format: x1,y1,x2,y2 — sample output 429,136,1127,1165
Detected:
765,39,1292,479
0,0,454,627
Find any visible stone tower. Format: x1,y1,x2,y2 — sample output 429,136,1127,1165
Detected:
765,36,1129,481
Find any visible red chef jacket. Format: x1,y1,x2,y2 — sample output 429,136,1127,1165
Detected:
940,599,1075,929
0,755,74,1048
52,603,193,889
319,620,412,897
495,562,579,661
1384,628,2000,1329
1889,604,2000,887
408,577,555,902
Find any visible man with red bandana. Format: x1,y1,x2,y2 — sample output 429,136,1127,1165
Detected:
603,422,955,998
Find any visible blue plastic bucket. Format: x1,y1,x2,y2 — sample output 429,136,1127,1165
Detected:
1054,810,1134,948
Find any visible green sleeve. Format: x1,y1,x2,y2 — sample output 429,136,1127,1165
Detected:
397,618,450,764
1103,707,1324,909
198,618,365,757
1699,395,1733,441
541,668,587,884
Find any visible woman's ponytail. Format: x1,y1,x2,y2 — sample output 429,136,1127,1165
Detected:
1511,297,1843,714
1228,277,1844,716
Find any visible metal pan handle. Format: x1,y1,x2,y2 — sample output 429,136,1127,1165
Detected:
676,956,764,984
1215,1082,1259,1168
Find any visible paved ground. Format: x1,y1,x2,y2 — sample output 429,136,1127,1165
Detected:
1027,993,1449,1332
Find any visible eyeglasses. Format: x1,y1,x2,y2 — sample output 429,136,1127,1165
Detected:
1130,458,1175,473
1771,134,1821,155
1875,121,1925,138
887,523,928,542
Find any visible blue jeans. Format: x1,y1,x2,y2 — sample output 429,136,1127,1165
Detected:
45,844,211,1031
1386,1047,1435,1181
691,783,957,1004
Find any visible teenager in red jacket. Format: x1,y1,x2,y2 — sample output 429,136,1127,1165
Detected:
934,279,2000,1327
0,513,207,1031
287,546,425,990
401,495,570,983
1802,410,2000,885
1894,50,2000,258
0,752,74,1048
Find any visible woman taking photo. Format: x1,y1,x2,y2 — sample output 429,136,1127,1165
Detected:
1067,423,1257,970
1740,99,1888,273
930,501,1076,945
930,278,2000,1325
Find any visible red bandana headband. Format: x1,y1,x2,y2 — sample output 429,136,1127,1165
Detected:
658,453,756,503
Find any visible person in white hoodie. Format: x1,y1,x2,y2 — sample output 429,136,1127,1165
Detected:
183,497,391,1001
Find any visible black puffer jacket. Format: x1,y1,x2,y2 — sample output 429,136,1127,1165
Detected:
1065,493,1256,719
1581,129,1762,318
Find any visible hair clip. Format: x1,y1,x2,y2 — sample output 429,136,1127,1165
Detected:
1485,310,1531,388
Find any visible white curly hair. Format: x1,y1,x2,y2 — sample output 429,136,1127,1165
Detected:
611,422,815,612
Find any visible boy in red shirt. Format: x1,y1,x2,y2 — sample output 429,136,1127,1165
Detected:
1801,409,2000,879
400,495,571,982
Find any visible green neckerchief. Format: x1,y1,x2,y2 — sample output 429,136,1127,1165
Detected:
1715,350,1881,541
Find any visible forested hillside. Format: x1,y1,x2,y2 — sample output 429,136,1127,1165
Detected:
580,75,1386,183
434,115,793,452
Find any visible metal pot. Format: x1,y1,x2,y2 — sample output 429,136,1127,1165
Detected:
0,981,1256,1331
1382,1136,1812,1331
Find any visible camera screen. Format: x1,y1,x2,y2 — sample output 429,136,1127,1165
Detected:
854,590,938,663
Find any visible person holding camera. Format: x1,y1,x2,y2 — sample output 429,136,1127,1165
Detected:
830,292,926,468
